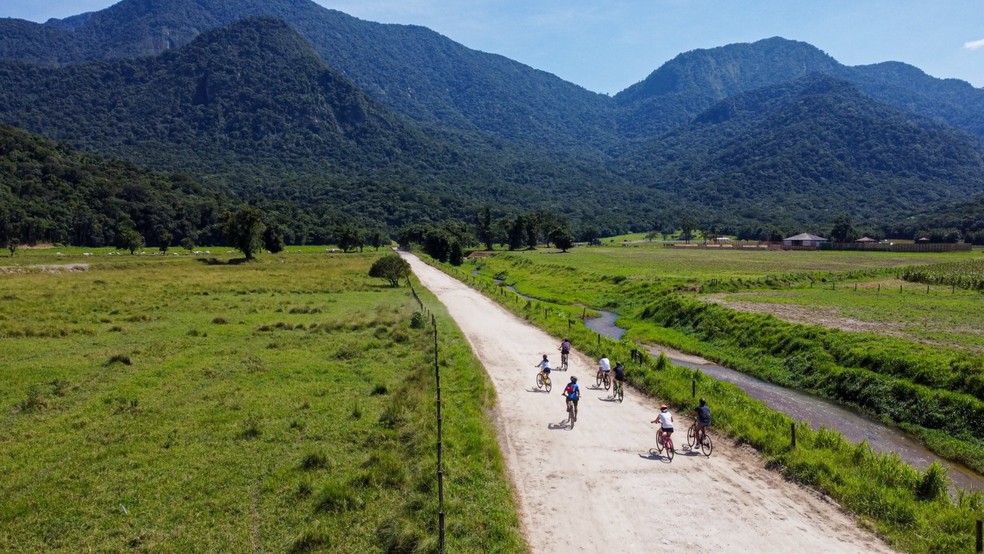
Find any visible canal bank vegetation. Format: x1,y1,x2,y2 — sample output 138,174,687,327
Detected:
437,247,984,553
0,250,524,553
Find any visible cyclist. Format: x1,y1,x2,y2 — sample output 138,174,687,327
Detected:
534,354,551,382
692,398,712,446
651,404,674,447
563,376,581,421
597,354,611,384
613,361,626,396
559,338,572,370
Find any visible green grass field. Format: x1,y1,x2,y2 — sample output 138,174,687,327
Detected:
449,243,984,552
0,249,523,552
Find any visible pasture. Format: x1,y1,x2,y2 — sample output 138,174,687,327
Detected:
0,249,522,552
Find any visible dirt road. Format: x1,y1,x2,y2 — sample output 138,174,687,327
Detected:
402,253,895,553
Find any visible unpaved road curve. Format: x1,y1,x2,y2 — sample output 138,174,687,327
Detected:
402,253,895,554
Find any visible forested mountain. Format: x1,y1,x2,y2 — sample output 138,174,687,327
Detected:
0,0,982,244
614,37,984,142
618,75,984,229
0,124,231,247
0,0,617,152
0,17,654,237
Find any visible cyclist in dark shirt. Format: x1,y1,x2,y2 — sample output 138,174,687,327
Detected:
694,398,712,444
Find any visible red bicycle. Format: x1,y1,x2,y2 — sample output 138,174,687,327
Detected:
653,425,675,461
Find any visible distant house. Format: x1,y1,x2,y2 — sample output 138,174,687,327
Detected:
856,236,876,243
783,233,828,248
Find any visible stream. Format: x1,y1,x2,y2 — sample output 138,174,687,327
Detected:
585,309,984,491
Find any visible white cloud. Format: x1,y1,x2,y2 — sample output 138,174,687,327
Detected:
964,38,984,50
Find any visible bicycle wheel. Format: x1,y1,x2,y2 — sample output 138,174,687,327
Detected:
544,376,552,393
567,402,575,428
687,424,696,447
666,438,675,461
656,432,665,454
536,373,544,389
616,382,623,402
603,373,611,391
596,372,603,387
561,353,568,370
700,432,713,457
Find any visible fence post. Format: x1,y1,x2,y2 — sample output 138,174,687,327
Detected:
692,375,696,398
976,519,982,553
791,423,796,448
432,315,445,552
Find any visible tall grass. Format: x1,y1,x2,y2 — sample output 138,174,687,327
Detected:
0,250,523,553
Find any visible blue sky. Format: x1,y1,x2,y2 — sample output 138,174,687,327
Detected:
4,0,983,94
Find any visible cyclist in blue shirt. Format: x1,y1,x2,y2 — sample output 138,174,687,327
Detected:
563,376,581,421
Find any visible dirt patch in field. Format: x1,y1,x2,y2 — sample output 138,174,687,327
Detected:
0,263,90,274
701,293,907,336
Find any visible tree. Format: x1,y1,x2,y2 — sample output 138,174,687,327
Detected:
156,227,172,254
477,207,494,251
679,215,697,244
551,228,574,252
524,215,539,250
829,215,857,243
7,238,19,257
117,225,144,254
263,223,286,253
369,254,410,287
335,224,365,253
508,215,525,251
221,206,266,260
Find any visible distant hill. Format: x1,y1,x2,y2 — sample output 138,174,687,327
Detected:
618,75,984,229
615,37,984,141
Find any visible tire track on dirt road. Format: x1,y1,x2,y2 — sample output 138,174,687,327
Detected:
402,252,894,553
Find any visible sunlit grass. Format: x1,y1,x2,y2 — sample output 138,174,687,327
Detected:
0,250,523,552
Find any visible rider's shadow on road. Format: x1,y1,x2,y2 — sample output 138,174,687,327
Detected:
597,396,618,402
526,388,550,393
639,450,672,463
548,421,572,430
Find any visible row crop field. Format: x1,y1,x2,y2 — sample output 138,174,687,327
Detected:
0,249,523,553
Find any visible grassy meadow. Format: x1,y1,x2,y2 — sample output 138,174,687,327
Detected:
444,243,984,553
0,248,523,552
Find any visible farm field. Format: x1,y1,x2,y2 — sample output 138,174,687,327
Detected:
701,278,984,352
0,249,523,553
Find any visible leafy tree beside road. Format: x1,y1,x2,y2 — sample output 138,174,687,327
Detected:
369,254,410,287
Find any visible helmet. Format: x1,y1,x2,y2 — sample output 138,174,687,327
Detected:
699,398,706,406
660,404,668,411
571,376,578,383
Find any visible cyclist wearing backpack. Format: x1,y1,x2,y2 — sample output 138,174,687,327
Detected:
563,376,581,421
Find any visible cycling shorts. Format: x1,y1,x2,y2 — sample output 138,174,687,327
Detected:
541,367,551,374
566,396,579,405
660,427,673,434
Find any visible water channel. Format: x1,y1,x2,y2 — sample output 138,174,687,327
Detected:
584,309,984,492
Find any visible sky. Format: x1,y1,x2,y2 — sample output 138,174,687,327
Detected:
3,0,983,95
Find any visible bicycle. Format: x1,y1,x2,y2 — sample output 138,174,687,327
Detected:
687,418,713,456
566,399,577,428
560,351,569,371
655,426,675,461
596,371,611,391
612,379,623,402
535,371,552,393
